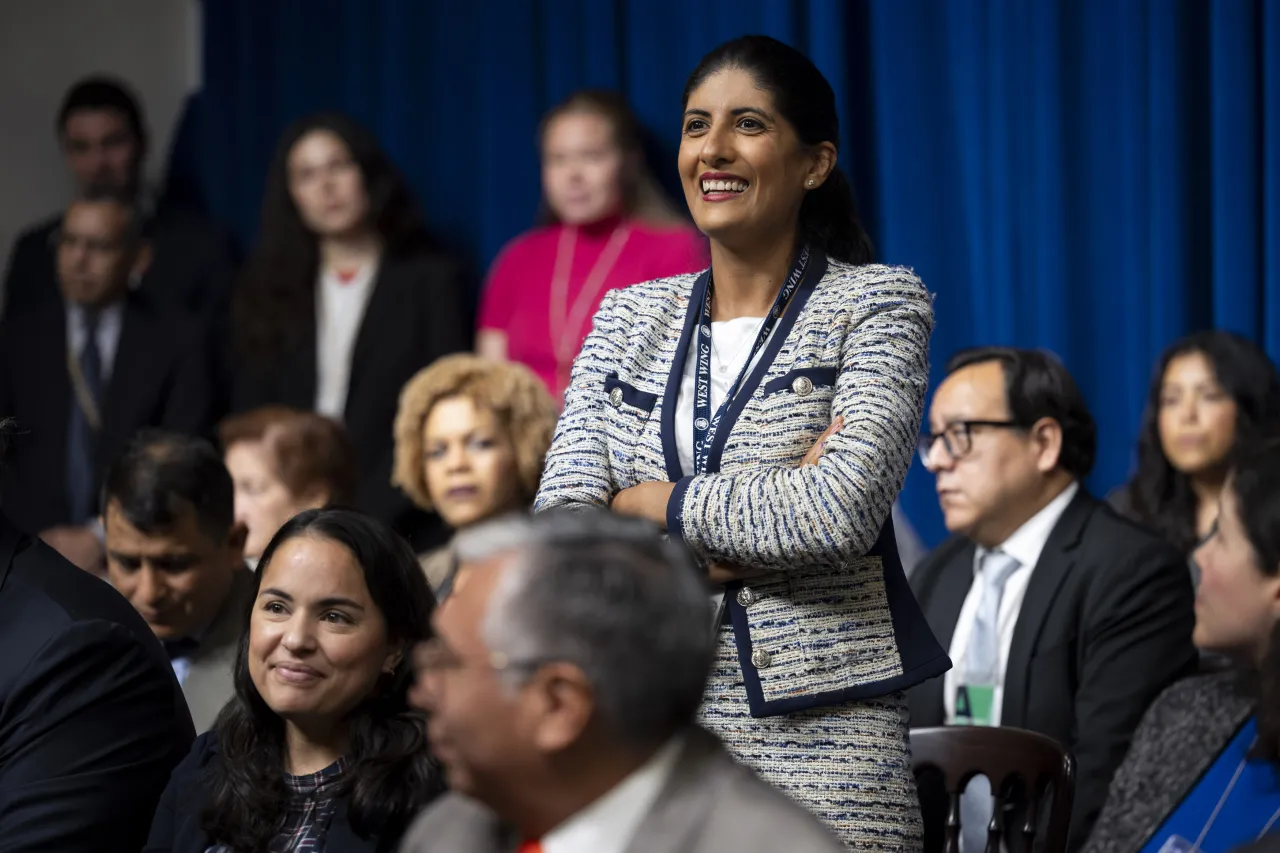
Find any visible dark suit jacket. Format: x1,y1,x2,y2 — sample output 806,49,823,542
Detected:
401,726,846,853
1083,672,1254,853
144,731,404,853
3,204,236,320
907,488,1197,853
0,296,219,532
231,249,469,549
0,513,194,851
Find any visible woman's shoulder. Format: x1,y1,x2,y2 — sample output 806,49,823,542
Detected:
819,260,929,295
810,261,933,321
600,271,700,315
1144,671,1248,730
488,226,559,269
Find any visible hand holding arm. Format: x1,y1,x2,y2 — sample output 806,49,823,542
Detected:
670,273,932,570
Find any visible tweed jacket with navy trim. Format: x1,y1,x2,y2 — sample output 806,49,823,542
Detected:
534,252,952,716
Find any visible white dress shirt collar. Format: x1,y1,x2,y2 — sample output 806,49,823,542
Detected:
541,735,683,853
976,481,1080,573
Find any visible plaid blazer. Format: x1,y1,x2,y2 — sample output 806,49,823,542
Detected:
535,252,951,716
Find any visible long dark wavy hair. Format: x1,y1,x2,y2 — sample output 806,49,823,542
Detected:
682,35,874,266
1224,436,1280,763
1125,331,1280,554
233,111,437,366
201,508,443,850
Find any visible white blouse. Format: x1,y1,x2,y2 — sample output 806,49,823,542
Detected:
314,262,378,419
675,316,771,477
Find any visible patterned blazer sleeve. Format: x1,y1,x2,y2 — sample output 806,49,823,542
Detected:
670,272,932,570
534,289,627,512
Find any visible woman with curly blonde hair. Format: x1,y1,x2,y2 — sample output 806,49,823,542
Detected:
393,354,558,590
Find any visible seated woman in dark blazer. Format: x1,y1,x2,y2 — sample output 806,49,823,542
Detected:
144,508,444,853
1085,435,1280,853
231,111,470,551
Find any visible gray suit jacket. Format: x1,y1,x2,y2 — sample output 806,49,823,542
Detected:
180,569,254,734
399,727,845,853
1083,672,1254,853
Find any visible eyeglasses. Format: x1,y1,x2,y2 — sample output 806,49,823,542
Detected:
918,420,1023,466
413,637,551,676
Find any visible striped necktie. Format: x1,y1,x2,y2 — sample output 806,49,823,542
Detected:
66,308,104,523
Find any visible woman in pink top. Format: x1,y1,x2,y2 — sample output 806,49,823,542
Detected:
476,90,706,400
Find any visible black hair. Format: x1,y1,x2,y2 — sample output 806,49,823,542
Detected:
233,111,437,364
101,430,233,541
202,508,443,850
682,35,873,265
1223,436,1280,763
946,347,1097,479
57,76,147,151
1126,331,1280,554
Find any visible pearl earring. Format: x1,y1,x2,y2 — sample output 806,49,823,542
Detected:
806,179,816,188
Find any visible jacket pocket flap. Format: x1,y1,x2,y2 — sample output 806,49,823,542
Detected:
604,373,659,413
763,366,839,397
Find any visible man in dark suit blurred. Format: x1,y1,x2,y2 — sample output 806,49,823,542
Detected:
1,76,236,362
0,426,194,851
907,347,1197,853
0,188,220,571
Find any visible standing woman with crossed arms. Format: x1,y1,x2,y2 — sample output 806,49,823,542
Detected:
535,36,950,848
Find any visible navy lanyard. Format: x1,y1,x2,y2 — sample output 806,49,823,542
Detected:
692,245,810,475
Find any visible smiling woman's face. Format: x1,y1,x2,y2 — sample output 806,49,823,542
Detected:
248,534,401,725
679,67,828,247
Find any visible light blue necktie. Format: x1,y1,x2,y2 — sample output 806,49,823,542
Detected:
961,550,1021,853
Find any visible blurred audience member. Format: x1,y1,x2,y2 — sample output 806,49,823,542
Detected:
0,423,194,851
403,511,845,853
1114,331,1280,583
231,112,468,550
476,90,705,400
0,188,218,571
392,354,557,590
219,406,357,566
2,76,235,332
103,431,253,734
1086,435,1280,853
909,347,1196,852
144,508,443,853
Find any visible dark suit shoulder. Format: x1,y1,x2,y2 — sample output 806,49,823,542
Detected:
910,534,973,595
1073,496,1183,574
2,527,162,655
381,247,468,289
13,215,61,248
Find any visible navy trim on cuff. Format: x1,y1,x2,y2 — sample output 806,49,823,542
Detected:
666,476,695,543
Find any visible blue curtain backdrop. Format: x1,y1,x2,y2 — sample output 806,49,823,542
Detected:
186,0,1279,547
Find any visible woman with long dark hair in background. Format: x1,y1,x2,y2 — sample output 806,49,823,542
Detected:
143,508,443,853
476,90,705,401
232,112,469,550
1116,331,1280,579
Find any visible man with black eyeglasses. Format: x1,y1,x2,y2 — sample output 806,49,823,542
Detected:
906,347,1196,853
0,188,217,572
